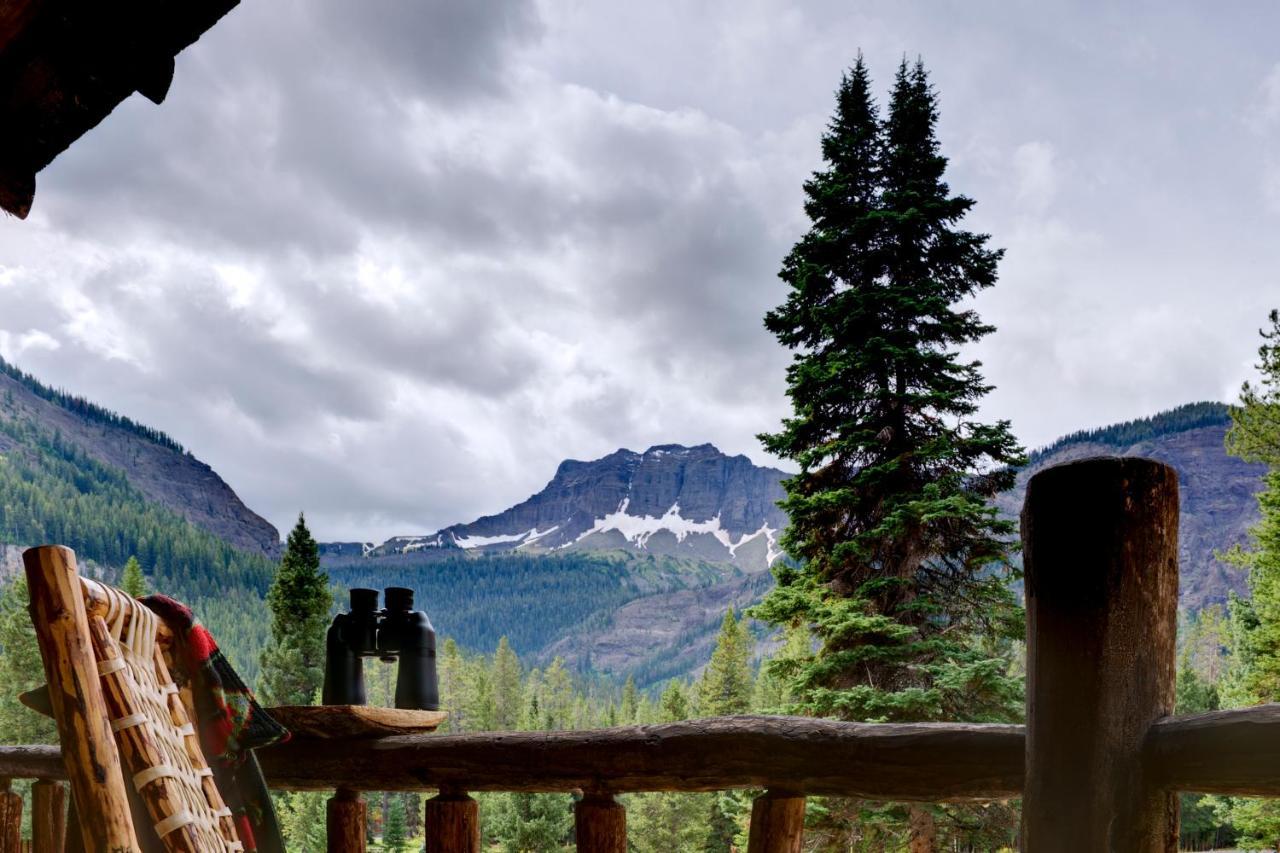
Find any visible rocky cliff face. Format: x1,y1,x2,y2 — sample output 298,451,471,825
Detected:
999,405,1264,610
0,364,279,557
373,444,789,573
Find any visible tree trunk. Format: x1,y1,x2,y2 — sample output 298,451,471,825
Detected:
907,805,936,853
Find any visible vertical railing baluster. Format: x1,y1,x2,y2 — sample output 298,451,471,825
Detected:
326,786,365,852
424,788,480,853
746,790,805,853
30,780,64,853
0,779,20,853
574,792,626,852
1021,457,1180,852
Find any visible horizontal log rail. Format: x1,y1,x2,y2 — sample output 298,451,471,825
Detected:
5,705,1280,798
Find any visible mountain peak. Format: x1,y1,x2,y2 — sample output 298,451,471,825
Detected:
373,442,788,569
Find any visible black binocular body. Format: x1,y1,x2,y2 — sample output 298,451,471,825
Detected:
321,586,439,711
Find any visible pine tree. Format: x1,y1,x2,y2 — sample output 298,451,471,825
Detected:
382,795,407,852
258,513,331,705
659,680,689,721
751,56,1024,852
753,54,1023,725
620,675,639,723
120,555,147,598
699,609,753,716
492,636,523,730
1219,309,1280,848
0,577,56,744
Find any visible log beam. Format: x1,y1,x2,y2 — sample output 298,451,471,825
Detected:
424,790,479,853
31,780,65,853
326,787,365,852
1147,703,1280,795
23,546,137,851
575,793,626,853
746,790,804,853
1021,457,1179,852
258,715,1023,799
0,780,20,853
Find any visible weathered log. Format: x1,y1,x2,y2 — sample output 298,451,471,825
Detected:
0,748,62,781
80,578,173,643
746,790,804,853
86,615,234,850
326,787,366,852
574,793,626,853
31,780,65,853
64,797,84,853
1147,703,1280,795
23,546,138,850
258,715,1023,798
424,791,479,853
268,705,445,740
1021,458,1179,852
0,780,20,853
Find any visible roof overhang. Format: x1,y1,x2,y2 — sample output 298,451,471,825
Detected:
0,0,240,219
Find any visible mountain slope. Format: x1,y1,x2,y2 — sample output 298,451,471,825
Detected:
0,358,279,556
1000,402,1264,609
0,358,281,682
332,405,1269,683
371,443,788,572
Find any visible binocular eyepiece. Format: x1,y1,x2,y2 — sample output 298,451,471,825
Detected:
321,587,439,711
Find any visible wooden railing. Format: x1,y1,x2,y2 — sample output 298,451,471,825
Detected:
3,457,1280,851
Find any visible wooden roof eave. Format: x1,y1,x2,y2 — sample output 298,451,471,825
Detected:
0,0,240,219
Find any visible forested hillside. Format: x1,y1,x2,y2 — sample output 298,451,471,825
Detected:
0,359,280,682
1001,401,1267,609
0,357,280,556
325,549,750,681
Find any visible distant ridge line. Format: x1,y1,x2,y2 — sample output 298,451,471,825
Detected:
0,355,186,454
1026,401,1230,465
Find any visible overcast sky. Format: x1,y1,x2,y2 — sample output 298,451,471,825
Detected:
1,1,1278,543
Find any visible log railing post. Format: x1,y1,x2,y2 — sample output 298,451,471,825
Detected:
574,792,626,853
23,546,137,851
424,788,479,853
746,790,805,853
1021,457,1179,852
0,779,20,853
326,786,365,852
30,780,65,853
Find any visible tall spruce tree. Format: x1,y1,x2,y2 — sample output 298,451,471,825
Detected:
754,54,1023,723
752,56,1024,851
1219,309,1280,848
258,513,330,705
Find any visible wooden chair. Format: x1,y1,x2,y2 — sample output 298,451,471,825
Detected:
23,545,243,851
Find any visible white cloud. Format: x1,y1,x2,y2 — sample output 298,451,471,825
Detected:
1011,142,1058,213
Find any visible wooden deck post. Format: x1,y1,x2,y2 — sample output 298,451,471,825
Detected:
424,789,479,853
0,779,20,853
1021,457,1179,852
326,787,366,852
746,790,805,853
30,780,65,853
23,546,137,852
574,793,626,853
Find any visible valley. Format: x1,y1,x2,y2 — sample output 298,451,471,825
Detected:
0,355,1270,687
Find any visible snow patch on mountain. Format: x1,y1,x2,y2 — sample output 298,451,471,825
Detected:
452,526,561,549
576,500,782,564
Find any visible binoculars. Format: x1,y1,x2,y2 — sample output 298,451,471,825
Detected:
321,586,440,711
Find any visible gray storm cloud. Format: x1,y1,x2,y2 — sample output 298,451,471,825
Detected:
1,0,1278,541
